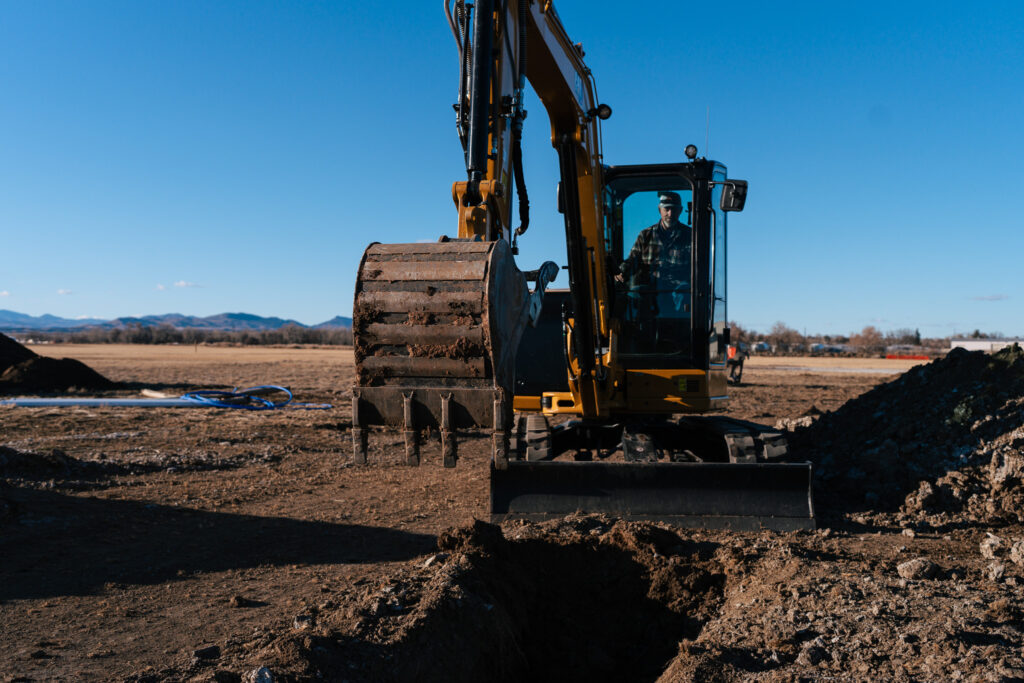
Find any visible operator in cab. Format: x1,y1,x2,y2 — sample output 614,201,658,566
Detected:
615,191,692,352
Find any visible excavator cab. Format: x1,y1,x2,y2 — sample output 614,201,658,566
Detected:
498,160,814,530
513,160,732,416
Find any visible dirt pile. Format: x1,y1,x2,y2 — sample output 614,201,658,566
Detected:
659,529,1024,682
238,517,728,682
0,333,114,393
788,345,1024,524
0,332,37,371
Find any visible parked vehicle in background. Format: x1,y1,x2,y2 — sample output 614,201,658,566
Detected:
810,343,847,356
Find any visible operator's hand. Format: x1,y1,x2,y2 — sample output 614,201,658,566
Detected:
614,273,625,283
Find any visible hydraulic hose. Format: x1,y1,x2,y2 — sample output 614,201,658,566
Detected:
456,0,471,152
512,127,529,237
445,0,462,53
513,0,530,237
465,0,494,205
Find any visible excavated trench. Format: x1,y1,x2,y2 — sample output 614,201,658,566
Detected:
260,518,729,683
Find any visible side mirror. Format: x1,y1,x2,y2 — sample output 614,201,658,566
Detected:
720,180,748,212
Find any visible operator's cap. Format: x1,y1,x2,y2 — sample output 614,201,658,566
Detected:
658,191,682,207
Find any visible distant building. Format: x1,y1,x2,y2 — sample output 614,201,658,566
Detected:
950,338,1024,353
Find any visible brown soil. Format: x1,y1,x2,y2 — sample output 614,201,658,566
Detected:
405,312,433,326
1,344,1022,681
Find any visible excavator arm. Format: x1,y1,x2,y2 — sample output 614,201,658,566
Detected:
352,0,609,468
451,0,613,422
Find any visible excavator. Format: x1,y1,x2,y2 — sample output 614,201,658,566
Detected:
351,0,814,530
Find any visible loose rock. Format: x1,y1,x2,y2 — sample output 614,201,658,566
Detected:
981,533,1004,559
897,557,939,580
1010,540,1024,566
247,667,274,683
422,552,448,568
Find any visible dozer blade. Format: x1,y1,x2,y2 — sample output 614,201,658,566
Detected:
490,461,815,531
351,239,529,467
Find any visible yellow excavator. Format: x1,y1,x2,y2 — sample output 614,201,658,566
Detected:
351,0,814,530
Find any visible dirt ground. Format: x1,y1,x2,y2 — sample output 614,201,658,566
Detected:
2,345,1022,682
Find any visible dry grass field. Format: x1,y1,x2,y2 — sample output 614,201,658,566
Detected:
2,344,1022,681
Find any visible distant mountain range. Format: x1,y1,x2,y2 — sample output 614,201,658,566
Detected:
0,309,352,332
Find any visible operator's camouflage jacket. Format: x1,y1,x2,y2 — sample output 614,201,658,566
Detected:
619,222,692,294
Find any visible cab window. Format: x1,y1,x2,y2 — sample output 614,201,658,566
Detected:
604,177,694,358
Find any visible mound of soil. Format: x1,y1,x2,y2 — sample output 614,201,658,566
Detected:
0,355,114,393
241,517,728,682
0,332,37,372
789,345,1024,525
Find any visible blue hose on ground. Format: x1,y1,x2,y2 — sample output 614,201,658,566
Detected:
0,385,332,410
181,385,297,410
180,385,332,410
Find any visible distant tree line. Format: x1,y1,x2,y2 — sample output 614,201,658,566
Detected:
17,323,352,346
729,321,950,356
13,321,1003,354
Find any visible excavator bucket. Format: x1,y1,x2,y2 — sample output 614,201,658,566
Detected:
490,461,816,531
351,239,529,466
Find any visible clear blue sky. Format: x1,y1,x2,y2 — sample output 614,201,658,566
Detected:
2,1,1021,336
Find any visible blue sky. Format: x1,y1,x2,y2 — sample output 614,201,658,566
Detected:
1,1,1021,336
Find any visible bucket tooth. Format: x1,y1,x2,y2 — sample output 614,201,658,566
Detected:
402,392,419,466
440,392,458,467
